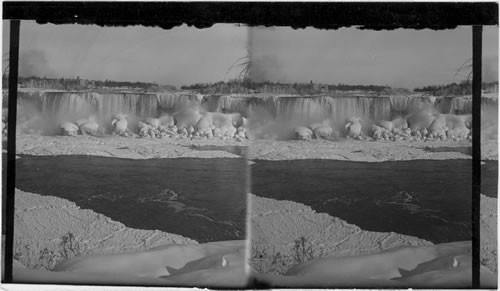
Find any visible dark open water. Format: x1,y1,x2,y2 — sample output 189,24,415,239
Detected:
481,160,498,198
12,155,247,243
3,150,498,244
251,158,494,244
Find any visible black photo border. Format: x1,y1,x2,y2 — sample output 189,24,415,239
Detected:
2,1,498,289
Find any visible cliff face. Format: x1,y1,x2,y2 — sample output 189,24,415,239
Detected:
13,189,197,270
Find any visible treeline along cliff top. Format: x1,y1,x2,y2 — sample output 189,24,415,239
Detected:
3,75,499,96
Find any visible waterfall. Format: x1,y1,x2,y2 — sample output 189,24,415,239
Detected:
275,96,329,124
12,90,497,135
246,95,279,118
157,92,202,112
272,96,392,126
371,97,392,121
201,95,222,112
389,96,436,116
214,95,252,115
42,92,96,123
17,91,44,123
434,96,472,114
433,96,495,115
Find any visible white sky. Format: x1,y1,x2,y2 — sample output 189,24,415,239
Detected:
3,21,248,86
249,26,498,89
2,21,498,89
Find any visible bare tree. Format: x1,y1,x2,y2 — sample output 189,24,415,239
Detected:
224,55,250,82
2,51,9,79
453,58,473,83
